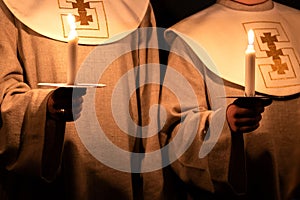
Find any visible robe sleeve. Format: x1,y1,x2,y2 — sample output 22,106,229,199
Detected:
160,35,246,196
0,1,65,181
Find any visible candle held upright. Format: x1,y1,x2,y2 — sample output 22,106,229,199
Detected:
245,29,256,97
67,14,79,85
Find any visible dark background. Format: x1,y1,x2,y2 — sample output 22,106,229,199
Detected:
151,0,300,28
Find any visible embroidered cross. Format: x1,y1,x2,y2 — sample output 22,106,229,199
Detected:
261,32,288,74
261,32,278,44
72,0,93,25
271,58,288,74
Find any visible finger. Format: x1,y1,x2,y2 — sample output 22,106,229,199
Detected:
52,87,73,99
69,107,83,121
72,97,84,107
237,123,260,133
72,88,87,97
233,97,263,108
53,96,83,110
52,108,73,122
234,107,264,118
234,115,262,127
62,109,81,122
72,104,83,115
53,99,72,110
52,87,86,101
229,114,262,133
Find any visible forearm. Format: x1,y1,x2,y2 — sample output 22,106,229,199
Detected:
208,119,246,196
1,86,66,180
169,109,246,195
163,40,247,195
0,87,47,169
42,116,65,182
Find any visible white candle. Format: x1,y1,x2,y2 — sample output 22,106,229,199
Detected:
67,14,79,85
245,29,256,97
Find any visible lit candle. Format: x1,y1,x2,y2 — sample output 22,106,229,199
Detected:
245,29,256,97
67,14,79,85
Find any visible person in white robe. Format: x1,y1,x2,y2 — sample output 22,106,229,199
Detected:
0,0,167,199
163,0,300,199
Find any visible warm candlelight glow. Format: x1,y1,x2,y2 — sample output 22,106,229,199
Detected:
67,14,78,85
245,29,256,97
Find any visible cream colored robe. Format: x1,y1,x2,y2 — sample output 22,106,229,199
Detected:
164,1,300,199
159,40,247,199
0,0,166,199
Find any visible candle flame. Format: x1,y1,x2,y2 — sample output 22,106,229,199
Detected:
67,14,78,40
248,29,255,45
67,14,76,30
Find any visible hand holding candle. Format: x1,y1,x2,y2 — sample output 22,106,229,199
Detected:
245,29,256,97
67,14,79,85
